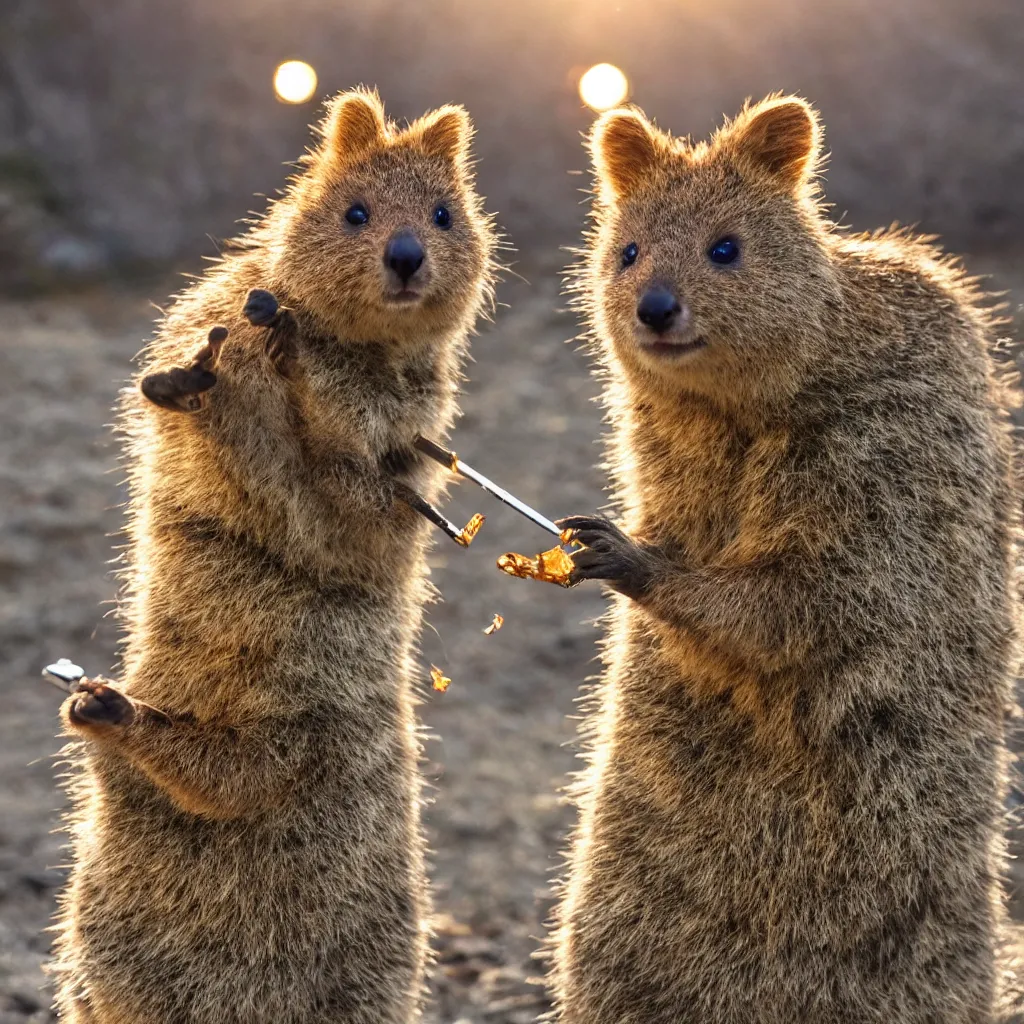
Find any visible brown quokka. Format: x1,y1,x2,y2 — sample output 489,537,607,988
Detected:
52,89,496,1023
551,95,1022,1022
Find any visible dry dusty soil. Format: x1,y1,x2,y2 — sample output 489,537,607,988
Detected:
1,252,1023,1022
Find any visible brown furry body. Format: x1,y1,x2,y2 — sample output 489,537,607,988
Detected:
551,96,1021,1022
52,91,495,1023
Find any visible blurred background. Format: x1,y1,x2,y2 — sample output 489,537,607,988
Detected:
1,1,1023,1021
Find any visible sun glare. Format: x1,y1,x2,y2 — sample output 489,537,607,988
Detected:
274,61,318,104
579,63,629,113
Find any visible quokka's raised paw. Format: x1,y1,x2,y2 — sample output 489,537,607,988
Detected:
140,326,228,413
243,288,299,378
66,678,136,731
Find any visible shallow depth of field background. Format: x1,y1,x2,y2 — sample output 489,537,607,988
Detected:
2,2,1023,1021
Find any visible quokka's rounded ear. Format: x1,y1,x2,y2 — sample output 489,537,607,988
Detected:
589,108,663,200
416,105,473,167
729,96,821,188
321,89,387,165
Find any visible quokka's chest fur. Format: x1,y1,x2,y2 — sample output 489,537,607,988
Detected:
624,399,755,562
286,319,453,459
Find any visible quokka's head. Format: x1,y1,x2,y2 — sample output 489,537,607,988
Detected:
579,95,838,408
274,89,496,344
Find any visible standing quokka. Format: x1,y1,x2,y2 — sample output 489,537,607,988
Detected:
52,89,496,1023
551,95,1022,1022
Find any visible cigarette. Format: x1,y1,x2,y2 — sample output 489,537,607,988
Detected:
413,435,563,540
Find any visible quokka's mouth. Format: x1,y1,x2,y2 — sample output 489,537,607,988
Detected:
639,336,707,358
385,289,423,305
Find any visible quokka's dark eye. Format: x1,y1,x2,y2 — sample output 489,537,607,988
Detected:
621,242,639,268
345,204,369,226
433,205,452,229
708,237,740,265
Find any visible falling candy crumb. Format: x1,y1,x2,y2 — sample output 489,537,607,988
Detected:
483,614,504,636
430,665,452,693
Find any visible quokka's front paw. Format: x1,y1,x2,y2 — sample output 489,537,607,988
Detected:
557,514,658,601
66,679,136,732
140,326,228,413
243,289,299,378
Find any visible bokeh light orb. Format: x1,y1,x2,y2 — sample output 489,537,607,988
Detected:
579,63,629,112
274,61,318,104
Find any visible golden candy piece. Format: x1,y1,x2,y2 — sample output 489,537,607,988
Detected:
430,665,452,693
454,513,486,548
496,544,576,588
483,613,504,636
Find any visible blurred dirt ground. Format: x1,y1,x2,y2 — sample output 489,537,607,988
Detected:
1,248,1023,1023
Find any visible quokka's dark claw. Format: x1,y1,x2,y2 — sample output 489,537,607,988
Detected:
242,289,299,378
243,289,280,328
141,367,218,412
205,326,229,352
140,326,228,414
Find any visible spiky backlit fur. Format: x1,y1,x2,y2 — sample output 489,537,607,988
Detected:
550,94,1023,1022
51,89,496,1024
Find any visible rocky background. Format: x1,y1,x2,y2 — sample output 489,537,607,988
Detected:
1,1,1023,1020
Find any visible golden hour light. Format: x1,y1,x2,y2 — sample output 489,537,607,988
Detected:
579,63,629,112
273,60,318,104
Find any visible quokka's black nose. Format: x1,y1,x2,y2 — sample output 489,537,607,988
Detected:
385,232,425,285
636,287,682,334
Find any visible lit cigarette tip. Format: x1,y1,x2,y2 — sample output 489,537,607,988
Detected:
454,513,486,548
